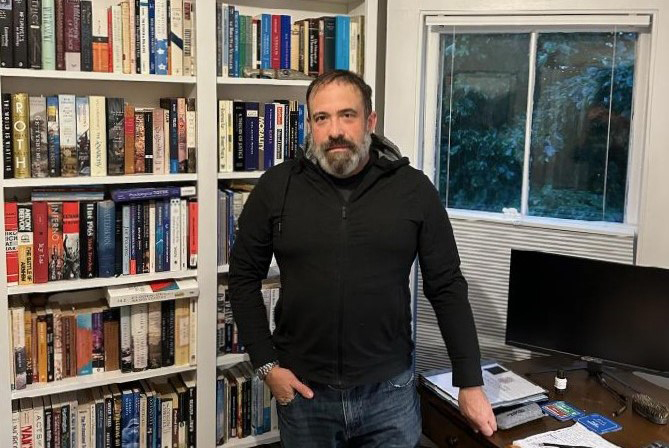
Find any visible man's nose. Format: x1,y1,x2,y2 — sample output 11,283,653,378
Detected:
328,118,344,139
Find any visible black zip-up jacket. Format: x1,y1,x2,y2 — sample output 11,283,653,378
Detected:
229,134,483,388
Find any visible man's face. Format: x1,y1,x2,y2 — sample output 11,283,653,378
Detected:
307,81,377,178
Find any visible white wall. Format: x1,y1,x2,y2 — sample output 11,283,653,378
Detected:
384,0,669,268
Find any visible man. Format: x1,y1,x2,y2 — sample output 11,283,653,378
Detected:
229,70,496,446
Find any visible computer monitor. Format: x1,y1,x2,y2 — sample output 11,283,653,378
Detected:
505,250,669,376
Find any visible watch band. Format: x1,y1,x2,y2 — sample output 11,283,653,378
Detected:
256,360,279,381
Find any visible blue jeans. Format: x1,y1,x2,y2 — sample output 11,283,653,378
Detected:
277,368,422,447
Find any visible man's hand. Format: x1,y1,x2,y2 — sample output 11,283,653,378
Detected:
458,386,497,436
265,366,314,405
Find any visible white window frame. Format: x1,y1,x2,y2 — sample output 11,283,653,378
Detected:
421,14,651,236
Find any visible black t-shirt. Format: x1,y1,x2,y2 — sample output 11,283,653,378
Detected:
324,151,376,202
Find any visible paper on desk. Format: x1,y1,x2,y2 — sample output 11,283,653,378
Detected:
513,422,621,448
422,362,547,409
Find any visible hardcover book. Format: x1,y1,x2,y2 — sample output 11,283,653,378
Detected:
46,96,61,177
29,96,48,177
58,94,77,177
12,93,30,178
47,202,63,281
18,203,33,285
62,201,80,279
75,96,91,175
5,202,19,284
2,93,13,178
106,97,125,175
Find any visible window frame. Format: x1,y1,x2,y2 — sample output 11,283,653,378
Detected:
421,14,651,233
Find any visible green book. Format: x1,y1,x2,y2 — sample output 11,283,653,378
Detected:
42,0,56,70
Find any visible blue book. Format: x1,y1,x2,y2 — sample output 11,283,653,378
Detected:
155,202,164,272
96,201,116,278
110,186,181,202
155,394,162,448
298,104,305,148
162,200,170,270
260,14,271,69
146,393,154,448
76,312,93,375
244,102,259,171
335,16,350,70
148,0,156,74
227,6,235,76
129,203,137,274
46,96,61,177
216,379,224,443
264,104,275,169
280,15,291,69
233,10,240,77
132,388,141,446
155,7,168,74
121,389,137,448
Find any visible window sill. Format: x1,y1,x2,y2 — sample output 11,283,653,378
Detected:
446,208,636,237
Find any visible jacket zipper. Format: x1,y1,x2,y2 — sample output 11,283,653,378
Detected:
337,204,347,385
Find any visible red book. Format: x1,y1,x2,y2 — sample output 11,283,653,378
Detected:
188,200,197,269
107,7,113,73
271,15,281,69
4,202,18,284
62,202,80,279
33,202,49,284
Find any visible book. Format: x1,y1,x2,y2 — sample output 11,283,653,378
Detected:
0,1,12,68
130,303,148,371
47,202,63,281
18,203,33,285
46,96,60,177
28,0,42,68
62,201,80,279
13,0,28,68
80,0,92,71
97,200,116,278
63,0,80,70
2,93,13,178
106,97,125,175
80,201,97,278
75,96,91,176
105,278,199,307
29,96,48,177
89,95,107,176
5,202,19,284
12,93,30,178
32,201,49,284
58,94,77,177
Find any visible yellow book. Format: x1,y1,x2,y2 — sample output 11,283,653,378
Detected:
174,298,190,366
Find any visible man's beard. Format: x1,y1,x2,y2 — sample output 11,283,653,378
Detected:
307,132,372,178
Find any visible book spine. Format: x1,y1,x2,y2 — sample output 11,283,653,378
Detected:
124,103,135,174
0,1,12,68
5,202,18,284
11,307,27,390
188,297,197,366
96,200,115,277
120,306,132,372
91,5,108,72
129,203,136,274
63,0,80,70
33,201,49,284
89,95,107,176
58,94,77,177
13,0,28,68
42,0,56,70
46,311,54,381
138,0,148,74
153,109,165,174
75,311,92,375
75,96,91,176
18,203,33,285
134,109,145,173
12,93,30,178
169,198,180,271
164,98,177,173
147,301,162,368
169,0,182,75
232,101,244,171
291,23,299,71
106,97,125,175
54,0,64,69
47,202,63,281
280,15,290,70
62,201,79,279
46,96,61,177
120,0,130,74
135,201,144,274
2,93,13,178
29,96,48,177
180,199,186,271
163,199,170,271
92,311,104,373
182,0,192,76
131,303,148,370
186,98,196,173
103,309,120,372
144,108,153,173
80,201,96,278
148,0,155,74
161,299,174,366
188,199,197,269
155,200,164,272
148,201,155,272
335,15,349,70
264,104,274,169
177,98,186,172
111,4,122,73
142,202,150,273
154,0,167,74
243,102,258,171
80,0,92,71
227,6,234,77
121,204,130,274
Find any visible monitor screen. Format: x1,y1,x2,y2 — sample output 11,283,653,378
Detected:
505,250,669,375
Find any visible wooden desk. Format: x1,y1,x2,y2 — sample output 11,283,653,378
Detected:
420,356,669,447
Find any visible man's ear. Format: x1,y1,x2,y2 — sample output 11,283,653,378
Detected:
367,111,378,133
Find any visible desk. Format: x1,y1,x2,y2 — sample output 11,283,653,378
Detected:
419,356,669,447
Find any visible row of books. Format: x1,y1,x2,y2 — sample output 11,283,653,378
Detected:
217,184,251,267
216,362,278,444
216,284,279,356
11,372,196,448
5,187,198,286
0,0,196,76
3,93,197,179
218,100,305,174
216,4,364,77
9,297,197,391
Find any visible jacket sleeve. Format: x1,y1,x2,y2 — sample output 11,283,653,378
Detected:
228,174,278,369
416,174,483,387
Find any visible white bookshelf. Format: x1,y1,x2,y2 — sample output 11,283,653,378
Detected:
7,269,197,295
3,173,197,187
11,365,196,400
0,0,378,447
217,353,250,367
219,430,281,448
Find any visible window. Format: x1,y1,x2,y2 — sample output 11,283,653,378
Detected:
435,23,641,223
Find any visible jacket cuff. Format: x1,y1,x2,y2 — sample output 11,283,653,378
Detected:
451,358,484,388
249,342,280,370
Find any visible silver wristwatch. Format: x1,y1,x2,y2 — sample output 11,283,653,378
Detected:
256,360,279,381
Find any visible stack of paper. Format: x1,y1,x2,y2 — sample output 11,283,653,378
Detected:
420,362,548,409
513,422,621,448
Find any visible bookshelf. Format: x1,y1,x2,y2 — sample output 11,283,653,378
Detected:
0,0,378,447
